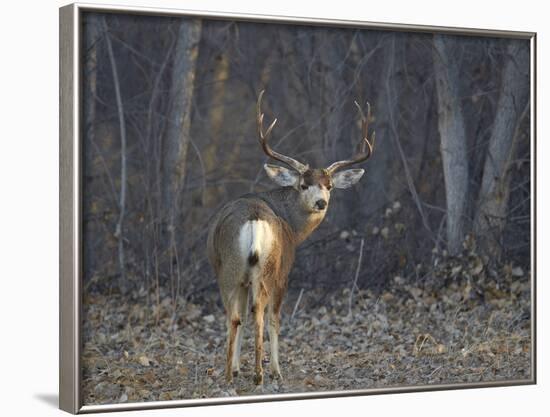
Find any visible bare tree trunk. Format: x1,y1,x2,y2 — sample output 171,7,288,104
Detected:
433,34,469,255
162,19,202,224
358,33,395,215
202,51,229,207
474,40,530,258
390,36,432,235
84,15,99,149
103,17,128,288
160,19,202,298
225,26,276,175
82,15,102,280
318,29,349,165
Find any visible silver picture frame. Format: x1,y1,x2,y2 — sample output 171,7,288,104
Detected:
59,2,537,414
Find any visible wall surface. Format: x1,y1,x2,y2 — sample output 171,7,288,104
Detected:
0,0,546,416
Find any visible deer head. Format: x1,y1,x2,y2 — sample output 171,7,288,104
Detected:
257,89,376,214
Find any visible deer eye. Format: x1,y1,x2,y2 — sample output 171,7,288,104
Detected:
300,184,309,190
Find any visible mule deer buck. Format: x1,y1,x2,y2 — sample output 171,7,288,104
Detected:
207,90,375,385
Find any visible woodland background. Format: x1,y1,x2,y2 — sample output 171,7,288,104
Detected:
81,12,532,403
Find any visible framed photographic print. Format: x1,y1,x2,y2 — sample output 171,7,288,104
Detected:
59,2,536,413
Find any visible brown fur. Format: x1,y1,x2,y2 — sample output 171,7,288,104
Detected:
302,169,333,188
207,184,329,384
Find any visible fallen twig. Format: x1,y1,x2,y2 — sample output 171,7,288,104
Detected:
348,238,365,317
290,288,304,323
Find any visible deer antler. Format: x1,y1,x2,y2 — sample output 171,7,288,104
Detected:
326,101,375,174
257,90,308,174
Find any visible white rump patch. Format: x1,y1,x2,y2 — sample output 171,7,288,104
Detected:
239,220,273,267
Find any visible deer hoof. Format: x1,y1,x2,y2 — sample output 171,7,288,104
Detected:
253,384,265,394
253,372,264,385
232,369,240,378
271,371,283,381
225,371,234,384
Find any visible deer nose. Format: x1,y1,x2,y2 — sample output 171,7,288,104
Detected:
315,199,327,210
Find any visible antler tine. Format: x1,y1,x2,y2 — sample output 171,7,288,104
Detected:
256,90,308,173
355,101,375,155
326,100,376,174
257,90,277,140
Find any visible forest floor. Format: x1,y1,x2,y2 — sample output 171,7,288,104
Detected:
82,268,532,405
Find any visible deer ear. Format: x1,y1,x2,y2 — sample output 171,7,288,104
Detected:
332,169,365,189
264,164,300,187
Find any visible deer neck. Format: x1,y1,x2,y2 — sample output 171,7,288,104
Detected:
261,187,326,245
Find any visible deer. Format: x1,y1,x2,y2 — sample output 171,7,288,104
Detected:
207,90,376,385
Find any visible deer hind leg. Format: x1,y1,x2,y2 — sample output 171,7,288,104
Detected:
252,287,268,385
223,285,247,384
231,285,249,377
225,313,240,384
268,293,283,380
